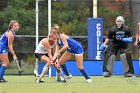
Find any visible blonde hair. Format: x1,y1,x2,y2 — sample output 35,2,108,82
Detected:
50,28,60,35
8,20,18,30
53,24,59,30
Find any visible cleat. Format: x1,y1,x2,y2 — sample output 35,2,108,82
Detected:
0,78,8,83
65,73,72,80
86,79,92,83
57,79,66,82
103,72,111,77
35,78,44,83
124,72,132,77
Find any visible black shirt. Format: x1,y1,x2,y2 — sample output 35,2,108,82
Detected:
107,25,131,46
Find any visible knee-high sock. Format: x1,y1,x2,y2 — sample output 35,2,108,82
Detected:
80,68,90,80
40,66,49,79
56,72,61,81
60,64,69,76
0,66,6,79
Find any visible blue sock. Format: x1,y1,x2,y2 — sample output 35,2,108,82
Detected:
60,64,69,76
80,68,90,79
0,66,6,79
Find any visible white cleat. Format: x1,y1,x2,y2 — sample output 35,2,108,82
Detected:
65,73,72,80
86,79,92,83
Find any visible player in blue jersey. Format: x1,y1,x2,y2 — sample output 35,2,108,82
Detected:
52,24,92,83
0,20,19,83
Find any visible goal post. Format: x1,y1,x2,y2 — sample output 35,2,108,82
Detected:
34,0,52,77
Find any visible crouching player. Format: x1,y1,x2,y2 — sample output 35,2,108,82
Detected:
99,16,134,77
35,28,64,83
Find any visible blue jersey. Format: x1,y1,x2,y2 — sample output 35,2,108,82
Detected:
0,30,15,54
57,37,84,54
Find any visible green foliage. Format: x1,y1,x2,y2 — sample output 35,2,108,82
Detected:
52,0,89,36
0,0,35,35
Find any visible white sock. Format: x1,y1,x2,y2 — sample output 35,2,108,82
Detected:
56,72,61,80
40,66,49,79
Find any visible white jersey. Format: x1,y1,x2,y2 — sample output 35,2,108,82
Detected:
35,41,54,54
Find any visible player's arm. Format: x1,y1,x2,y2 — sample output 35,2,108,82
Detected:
99,30,111,51
134,23,140,46
53,41,60,59
58,34,69,54
121,28,132,43
7,31,17,60
43,40,53,61
103,38,109,45
99,38,109,51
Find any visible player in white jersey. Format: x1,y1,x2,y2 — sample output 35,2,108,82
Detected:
35,28,62,83
134,22,140,77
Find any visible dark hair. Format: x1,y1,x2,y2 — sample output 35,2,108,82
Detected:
8,20,18,30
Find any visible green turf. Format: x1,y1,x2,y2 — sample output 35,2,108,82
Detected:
0,76,140,93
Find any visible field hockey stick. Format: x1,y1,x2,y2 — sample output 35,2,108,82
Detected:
15,59,24,74
58,65,67,83
52,57,67,83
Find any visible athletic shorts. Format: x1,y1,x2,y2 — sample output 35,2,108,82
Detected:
138,41,140,49
34,53,49,61
67,43,84,54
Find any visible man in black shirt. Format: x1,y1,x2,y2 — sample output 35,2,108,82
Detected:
100,16,134,77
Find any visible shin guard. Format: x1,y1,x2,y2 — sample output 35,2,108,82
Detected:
103,51,116,73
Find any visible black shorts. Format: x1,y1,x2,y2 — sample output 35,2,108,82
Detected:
110,44,129,55
34,53,49,61
138,42,140,49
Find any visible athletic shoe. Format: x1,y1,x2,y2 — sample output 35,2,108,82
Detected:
65,73,72,80
35,78,44,83
124,72,132,77
86,79,92,83
0,78,8,83
103,72,111,77
57,78,66,82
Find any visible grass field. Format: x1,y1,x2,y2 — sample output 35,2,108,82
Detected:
0,75,140,93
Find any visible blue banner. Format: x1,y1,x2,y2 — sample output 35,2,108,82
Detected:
88,18,103,60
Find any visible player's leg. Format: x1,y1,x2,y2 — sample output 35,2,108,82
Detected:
0,54,9,83
59,51,72,76
103,46,118,77
103,51,116,77
35,53,51,83
34,61,38,77
136,42,140,77
138,49,140,70
120,48,133,77
52,62,62,82
75,54,92,83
